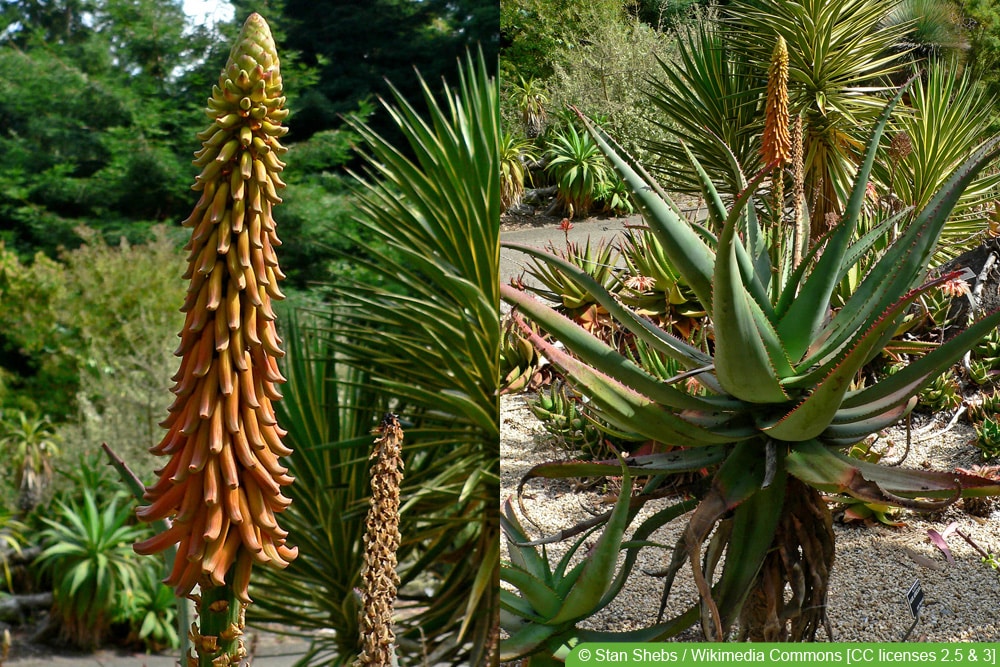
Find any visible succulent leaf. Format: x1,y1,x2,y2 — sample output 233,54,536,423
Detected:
545,453,632,625
519,448,727,487
809,135,1000,369
580,115,717,308
712,185,789,402
778,79,913,361
710,460,786,632
764,275,956,440
509,310,752,444
502,255,713,371
504,78,1000,651
787,440,1000,504
840,308,1000,411
819,397,916,446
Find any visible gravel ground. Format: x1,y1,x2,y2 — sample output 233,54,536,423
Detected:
501,392,1000,643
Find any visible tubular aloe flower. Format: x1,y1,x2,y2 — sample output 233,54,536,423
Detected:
133,13,296,664
763,35,791,222
762,36,791,167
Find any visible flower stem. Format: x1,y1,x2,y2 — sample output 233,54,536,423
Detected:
192,572,246,667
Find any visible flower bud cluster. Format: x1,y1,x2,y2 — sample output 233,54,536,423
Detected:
134,13,296,603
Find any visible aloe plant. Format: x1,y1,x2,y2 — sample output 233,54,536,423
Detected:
502,130,539,211
975,417,1000,460
617,226,706,334
524,237,620,334
501,82,1000,653
545,124,610,219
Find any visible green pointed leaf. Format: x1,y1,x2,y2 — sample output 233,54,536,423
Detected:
547,452,632,625
787,440,1000,505
502,248,713,371
499,620,561,662
510,309,754,445
681,140,728,232
499,567,563,620
764,275,950,440
713,189,789,402
68,561,92,598
805,135,1000,369
581,116,716,308
841,308,1000,411
501,499,552,584
694,128,777,308
503,285,727,412
501,588,544,621
712,460,786,630
576,605,701,642
680,439,768,637
836,207,912,285
778,79,913,361
519,448,728,487
819,397,916,446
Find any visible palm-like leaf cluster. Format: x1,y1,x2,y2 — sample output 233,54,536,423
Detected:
725,0,913,233
646,21,765,196
878,61,1000,262
251,52,499,666
36,489,150,649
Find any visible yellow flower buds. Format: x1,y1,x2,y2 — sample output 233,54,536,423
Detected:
762,36,791,168
134,13,296,604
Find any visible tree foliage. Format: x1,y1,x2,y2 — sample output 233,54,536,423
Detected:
501,0,625,81
0,0,221,255
234,0,499,141
0,228,186,431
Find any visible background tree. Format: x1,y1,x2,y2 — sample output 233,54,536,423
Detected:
500,0,625,81
232,0,499,141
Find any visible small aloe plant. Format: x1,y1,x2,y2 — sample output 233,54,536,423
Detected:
501,79,1000,655
975,417,1000,460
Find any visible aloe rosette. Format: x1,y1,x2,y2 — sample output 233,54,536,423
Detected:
501,83,1000,656
131,17,295,663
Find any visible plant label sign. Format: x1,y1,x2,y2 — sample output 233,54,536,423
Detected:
906,579,924,619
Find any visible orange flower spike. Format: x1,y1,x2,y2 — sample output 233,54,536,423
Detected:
762,35,792,167
133,13,294,667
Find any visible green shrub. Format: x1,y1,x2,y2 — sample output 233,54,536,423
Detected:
545,18,674,165
116,565,179,652
35,489,150,649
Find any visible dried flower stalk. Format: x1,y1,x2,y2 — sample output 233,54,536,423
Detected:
791,114,809,263
356,414,405,667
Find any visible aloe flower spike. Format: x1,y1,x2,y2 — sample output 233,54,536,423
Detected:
132,13,295,667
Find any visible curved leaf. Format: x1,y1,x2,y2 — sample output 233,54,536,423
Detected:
580,115,717,307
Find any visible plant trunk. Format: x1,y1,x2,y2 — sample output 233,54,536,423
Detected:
738,478,835,641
